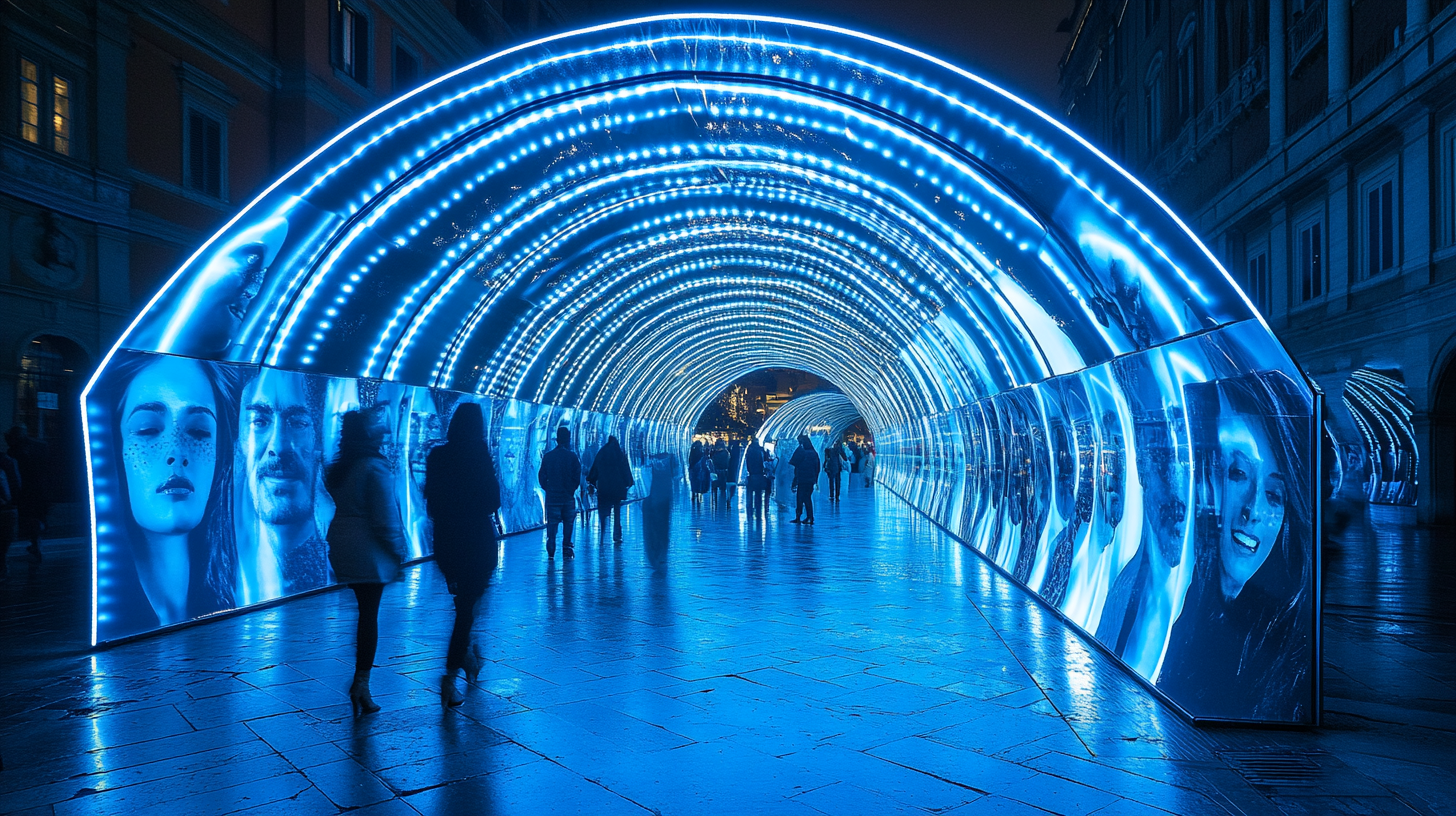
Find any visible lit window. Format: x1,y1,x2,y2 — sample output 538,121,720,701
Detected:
1365,178,1397,277
19,58,39,144
52,75,71,156
186,109,224,198
1298,221,1322,300
333,2,370,85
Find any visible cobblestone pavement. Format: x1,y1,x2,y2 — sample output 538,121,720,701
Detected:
1,482,1452,815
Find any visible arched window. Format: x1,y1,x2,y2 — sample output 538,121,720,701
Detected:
1144,54,1165,154
1176,16,1198,122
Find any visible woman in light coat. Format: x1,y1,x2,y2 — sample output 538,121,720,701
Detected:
326,410,407,716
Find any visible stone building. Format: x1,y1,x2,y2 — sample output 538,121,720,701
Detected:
1059,0,1456,523
0,0,571,506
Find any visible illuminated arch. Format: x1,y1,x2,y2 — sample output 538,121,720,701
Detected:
86,15,1318,724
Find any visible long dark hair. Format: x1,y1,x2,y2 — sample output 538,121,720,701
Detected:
104,352,241,617
326,409,384,494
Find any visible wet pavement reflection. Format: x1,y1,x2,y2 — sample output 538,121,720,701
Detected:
1,482,1453,815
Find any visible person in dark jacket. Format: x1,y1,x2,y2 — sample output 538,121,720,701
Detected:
5,426,49,563
587,434,634,543
0,449,17,580
788,434,820,525
425,403,501,707
326,410,407,716
689,441,711,505
710,440,731,505
539,426,582,558
743,438,768,518
823,439,848,502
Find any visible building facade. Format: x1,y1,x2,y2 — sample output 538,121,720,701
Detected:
1,0,572,505
1060,0,1456,523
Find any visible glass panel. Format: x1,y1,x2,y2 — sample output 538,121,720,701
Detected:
51,75,71,155
19,58,39,144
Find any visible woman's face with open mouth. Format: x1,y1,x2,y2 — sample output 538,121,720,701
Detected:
121,357,218,537
1217,407,1286,599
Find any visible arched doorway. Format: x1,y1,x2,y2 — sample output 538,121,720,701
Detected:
15,334,88,502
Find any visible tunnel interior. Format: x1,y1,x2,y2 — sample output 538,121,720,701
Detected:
84,15,1319,724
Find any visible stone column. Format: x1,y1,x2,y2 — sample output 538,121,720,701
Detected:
1408,0,1431,36
1269,202,1290,324
1328,0,1351,101
1270,0,1287,146
1202,0,1220,107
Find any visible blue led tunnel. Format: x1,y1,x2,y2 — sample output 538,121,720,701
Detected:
84,15,1320,724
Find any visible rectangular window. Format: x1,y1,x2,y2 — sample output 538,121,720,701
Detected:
1366,179,1397,277
51,74,71,156
187,109,224,198
333,2,369,85
394,44,419,90
19,58,40,144
1299,221,1323,300
1247,251,1269,314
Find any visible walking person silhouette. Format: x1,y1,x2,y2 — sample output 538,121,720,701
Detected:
587,434,634,543
425,403,501,707
788,434,820,525
325,410,408,716
539,426,582,558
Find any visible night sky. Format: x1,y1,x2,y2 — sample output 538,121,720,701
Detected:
580,0,1076,112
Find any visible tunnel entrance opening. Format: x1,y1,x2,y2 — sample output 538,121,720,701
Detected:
83,15,1319,725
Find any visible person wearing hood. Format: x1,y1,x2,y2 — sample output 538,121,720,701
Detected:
744,437,769,518
587,434,634,543
824,438,848,503
425,403,501,707
788,434,821,525
538,426,582,558
710,439,731,505
325,410,408,716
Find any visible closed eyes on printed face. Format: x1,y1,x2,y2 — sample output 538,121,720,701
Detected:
121,357,218,537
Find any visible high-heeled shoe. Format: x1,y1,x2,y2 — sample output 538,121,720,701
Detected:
349,673,381,716
440,673,465,707
462,643,484,684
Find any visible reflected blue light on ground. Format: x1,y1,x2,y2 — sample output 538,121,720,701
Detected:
82,15,1317,724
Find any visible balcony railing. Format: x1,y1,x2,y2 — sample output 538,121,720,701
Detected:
1352,24,1402,85
1288,4,1326,70
1151,47,1268,179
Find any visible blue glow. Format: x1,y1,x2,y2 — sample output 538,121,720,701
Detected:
84,15,1317,725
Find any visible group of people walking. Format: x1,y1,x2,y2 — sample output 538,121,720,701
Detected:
320,409,877,714
325,406,634,713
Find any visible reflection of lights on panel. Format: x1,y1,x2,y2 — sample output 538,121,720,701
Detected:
1342,368,1418,506
85,16,1317,724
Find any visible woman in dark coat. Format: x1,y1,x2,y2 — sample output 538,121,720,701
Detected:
587,434,634,543
425,403,501,707
688,441,710,504
326,410,408,716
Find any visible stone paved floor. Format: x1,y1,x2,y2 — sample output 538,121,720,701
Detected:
1,481,1453,815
